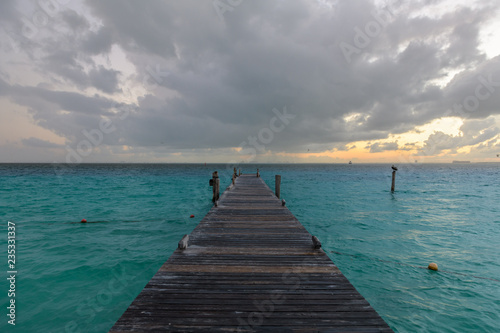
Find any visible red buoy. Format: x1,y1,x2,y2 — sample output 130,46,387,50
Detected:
190,215,195,218
81,219,87,223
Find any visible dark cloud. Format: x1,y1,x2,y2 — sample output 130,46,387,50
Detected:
89,66,121,94
0,0,16,19
39,40,121,93
0,0,16,22
86,0,180,57
82,26,114,54
42,50,89,88
1,0,499,161
443,55,500,119
3,8,121,94
61,9,91,33
5,82,117,140
0,77,10,95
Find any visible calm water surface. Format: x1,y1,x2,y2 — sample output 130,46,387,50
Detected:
1,163,499,332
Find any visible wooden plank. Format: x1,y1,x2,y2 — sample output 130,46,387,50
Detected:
109,174,393,332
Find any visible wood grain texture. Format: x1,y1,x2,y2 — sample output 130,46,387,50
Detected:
109,174,393,332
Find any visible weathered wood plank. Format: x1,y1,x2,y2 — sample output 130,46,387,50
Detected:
109,174,393,332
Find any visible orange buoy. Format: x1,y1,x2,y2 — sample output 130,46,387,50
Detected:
81,219,87,223
428,263,438,271
190,214,195,218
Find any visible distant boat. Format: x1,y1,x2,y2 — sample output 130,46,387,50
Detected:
452,160,471,164
348,161,352,164
415,160,418,163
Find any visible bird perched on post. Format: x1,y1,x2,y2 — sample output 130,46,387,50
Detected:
391,165,398,171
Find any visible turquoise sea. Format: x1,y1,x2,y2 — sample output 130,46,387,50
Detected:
1,163,499,332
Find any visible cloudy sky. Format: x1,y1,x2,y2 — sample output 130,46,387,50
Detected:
1,0,500,163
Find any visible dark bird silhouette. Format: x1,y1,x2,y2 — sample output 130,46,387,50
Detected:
391,165,398,171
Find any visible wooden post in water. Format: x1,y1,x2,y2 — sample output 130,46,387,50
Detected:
239,169,242,176
275,175,281,199
257,169,260,177
391,165,398,192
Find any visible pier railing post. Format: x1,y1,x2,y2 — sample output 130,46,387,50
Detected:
257,169,260,177
214,178,220,202
275,175,281,199
212,171,220,202
178,234,189,250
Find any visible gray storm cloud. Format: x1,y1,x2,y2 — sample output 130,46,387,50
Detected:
0,0,499,161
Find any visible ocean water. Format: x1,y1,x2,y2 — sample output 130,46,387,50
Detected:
1,163,499,332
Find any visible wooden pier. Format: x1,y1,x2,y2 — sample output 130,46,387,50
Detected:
110,173,393,332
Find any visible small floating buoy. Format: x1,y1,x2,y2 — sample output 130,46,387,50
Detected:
428,263,438,271
190,214,195,218
81,219,87,223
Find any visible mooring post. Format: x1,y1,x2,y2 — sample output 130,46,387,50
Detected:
214,177,220,202
233,167,237,178
391,171,396,192
232,173,235,186
212,171,220,202
391,165,398,192
257,168,260,177
275,175,281,199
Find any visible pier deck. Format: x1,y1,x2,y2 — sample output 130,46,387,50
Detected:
110,174,393,332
